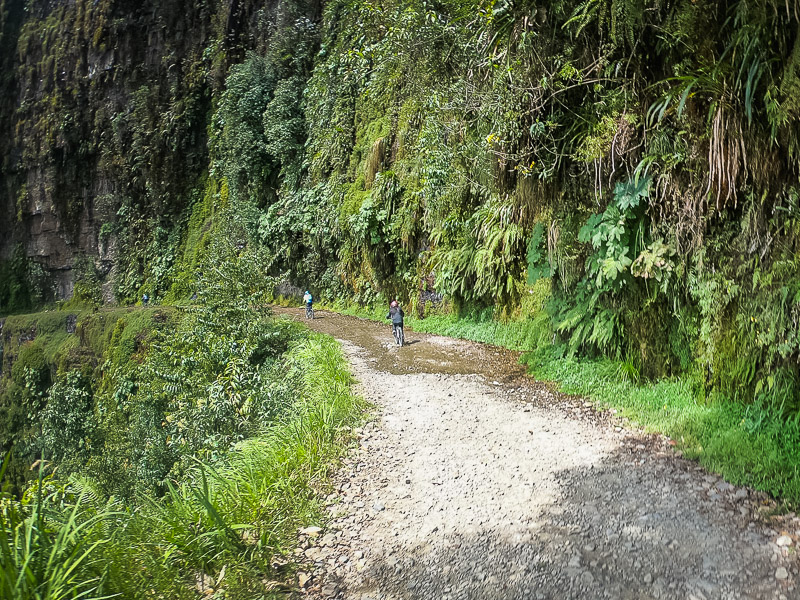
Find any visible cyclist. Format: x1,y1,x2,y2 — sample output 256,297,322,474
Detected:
303,290,314,318
386,300,404,346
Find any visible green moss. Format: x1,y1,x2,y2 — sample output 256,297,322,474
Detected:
74,306,175,365
3,310,77,365
164,177,217,303
576,113,622,162
340,177,370,222
351,115,391,182
10,342,48,386
395,97,424,159
1,307,173,385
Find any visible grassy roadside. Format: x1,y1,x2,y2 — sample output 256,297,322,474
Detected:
0,330,366,599
298,299,800,506
525,354,800,503
108,331,368,597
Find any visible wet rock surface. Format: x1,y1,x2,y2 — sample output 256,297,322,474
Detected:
275,308,799,600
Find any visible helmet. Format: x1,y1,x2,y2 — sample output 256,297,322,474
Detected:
305,290,309,294
390,300,398,308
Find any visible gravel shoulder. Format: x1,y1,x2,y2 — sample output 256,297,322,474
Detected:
275,308,799,600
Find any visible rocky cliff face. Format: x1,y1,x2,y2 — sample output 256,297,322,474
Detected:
0,0,318,303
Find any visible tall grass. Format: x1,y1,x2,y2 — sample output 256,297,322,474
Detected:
109,332,364,598
1,333,365,599
0,462,118,600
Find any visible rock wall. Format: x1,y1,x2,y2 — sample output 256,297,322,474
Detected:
0,0,320,302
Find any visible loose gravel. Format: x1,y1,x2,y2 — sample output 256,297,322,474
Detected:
276,309,799,600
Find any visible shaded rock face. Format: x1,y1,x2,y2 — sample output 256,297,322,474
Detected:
17,166,98,298
1,0,213,290
0,0,319,299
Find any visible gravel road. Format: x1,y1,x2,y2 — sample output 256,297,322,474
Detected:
275,308,799,600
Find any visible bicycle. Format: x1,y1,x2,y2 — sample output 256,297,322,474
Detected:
392,323,404,346
305,304,315,319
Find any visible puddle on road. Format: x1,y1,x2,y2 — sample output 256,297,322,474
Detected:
273,307,528,381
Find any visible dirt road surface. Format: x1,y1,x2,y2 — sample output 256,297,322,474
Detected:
276,307,798,600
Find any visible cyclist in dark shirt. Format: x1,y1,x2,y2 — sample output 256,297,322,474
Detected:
386,300,404,346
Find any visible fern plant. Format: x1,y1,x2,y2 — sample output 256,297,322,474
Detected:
429,199,526,308
552,178,651,356
564,0,645,48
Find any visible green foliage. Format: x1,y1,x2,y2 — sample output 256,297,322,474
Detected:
199,0,800,422
10,343,51,432
526,222,553,285
215,55,282,205
0,465,117,600
108,332,362,599
431,200,527,309
0,245,51,315
121,308,302,495
70,255,102,308
0,307,172,494
5,0,800,519
579,178,649,291
564,0,646,48
550,179,650,357
164,179,218,303
41,372,96,471
214,10,318,204
0,325,364,600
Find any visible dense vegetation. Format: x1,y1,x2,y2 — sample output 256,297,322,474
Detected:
0,220,365,597
202,0,800,439
240,0,800,417
3,1,800,595
3,0,800,409
1,328,362,598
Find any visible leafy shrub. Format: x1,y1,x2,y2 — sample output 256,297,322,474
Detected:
550,179,651,357
0,245,52,315
41,371,96,471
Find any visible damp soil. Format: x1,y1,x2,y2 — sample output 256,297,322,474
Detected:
275,307,799,600
275,306,528,380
